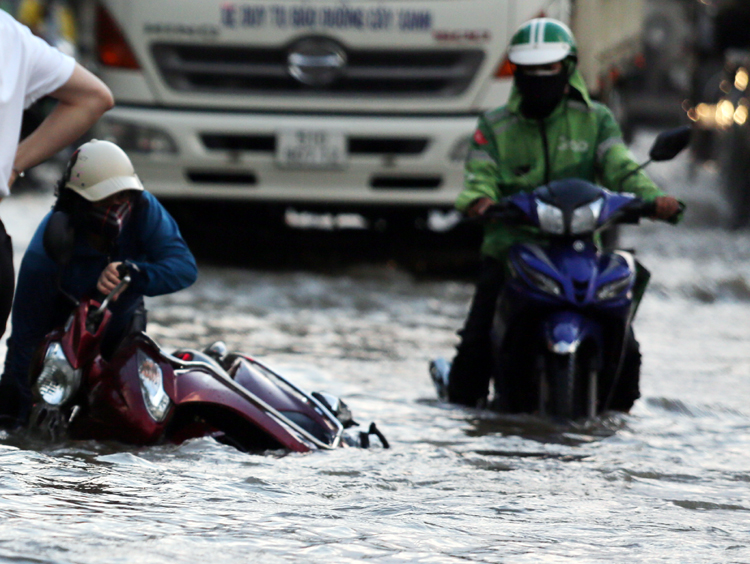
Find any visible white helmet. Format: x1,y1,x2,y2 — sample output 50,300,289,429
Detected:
64,139,144,201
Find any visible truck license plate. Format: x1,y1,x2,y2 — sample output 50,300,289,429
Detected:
276,129,347,169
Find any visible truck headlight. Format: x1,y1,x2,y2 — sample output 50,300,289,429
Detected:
571,198,604,235
138,354,171,421
95,117,178,154
449,135,472,162
35,342,81,406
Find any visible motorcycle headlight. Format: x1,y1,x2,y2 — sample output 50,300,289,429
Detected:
138,355,170,422
35,342,81,406
519,261,562,296
536,201,565,235
596,274,633,301
571,198,604,235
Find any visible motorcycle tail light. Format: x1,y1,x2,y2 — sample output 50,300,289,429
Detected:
137,353,171,422
35,342,82,406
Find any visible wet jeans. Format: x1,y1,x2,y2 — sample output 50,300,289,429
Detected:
447,257,505,406
0,220,14,340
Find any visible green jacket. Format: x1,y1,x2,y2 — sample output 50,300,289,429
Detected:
457,69,664,259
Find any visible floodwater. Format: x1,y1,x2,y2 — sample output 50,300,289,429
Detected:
0,135,748,563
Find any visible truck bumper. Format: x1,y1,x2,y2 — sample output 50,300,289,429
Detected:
97,106,480,206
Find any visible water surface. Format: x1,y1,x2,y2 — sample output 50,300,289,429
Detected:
0,138,748,563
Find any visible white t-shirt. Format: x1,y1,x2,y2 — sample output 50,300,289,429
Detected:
0,10,76,197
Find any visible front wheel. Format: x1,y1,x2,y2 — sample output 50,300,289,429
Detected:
541,352,598,420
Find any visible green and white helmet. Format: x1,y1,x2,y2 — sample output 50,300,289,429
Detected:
508,18,577,66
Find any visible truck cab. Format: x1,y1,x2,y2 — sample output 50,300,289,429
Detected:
76,0,643,249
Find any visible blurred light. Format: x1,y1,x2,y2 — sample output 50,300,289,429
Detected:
716,100,735,128
734,104,748,126
720,80,732,94
736,68,749,92
697,103,713,119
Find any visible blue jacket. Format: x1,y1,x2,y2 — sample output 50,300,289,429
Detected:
3,191,198,407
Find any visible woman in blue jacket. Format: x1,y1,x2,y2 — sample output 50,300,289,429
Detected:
0,140,198,426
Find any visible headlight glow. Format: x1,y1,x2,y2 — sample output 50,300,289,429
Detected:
138,355,171,421
35,342,81,406
536,201,565,235
571,198,604,235
596,274,633,300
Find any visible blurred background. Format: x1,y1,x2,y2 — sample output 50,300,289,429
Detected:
5,0,750,273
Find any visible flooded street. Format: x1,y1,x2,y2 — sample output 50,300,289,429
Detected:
0,136,748,563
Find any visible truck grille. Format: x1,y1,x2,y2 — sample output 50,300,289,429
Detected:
201,134,429,155
152,43,484,97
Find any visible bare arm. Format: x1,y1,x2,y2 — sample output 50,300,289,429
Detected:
9,64,114,188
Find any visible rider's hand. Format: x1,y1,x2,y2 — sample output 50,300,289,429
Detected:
97,262,125,300
653,196,682,220
467,197,494,218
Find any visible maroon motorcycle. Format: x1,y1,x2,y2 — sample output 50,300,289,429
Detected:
27,214,387,453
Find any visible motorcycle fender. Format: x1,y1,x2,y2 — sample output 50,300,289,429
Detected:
542,312,602,356
169,369,313,453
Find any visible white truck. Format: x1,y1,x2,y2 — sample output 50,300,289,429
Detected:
76,0,646,237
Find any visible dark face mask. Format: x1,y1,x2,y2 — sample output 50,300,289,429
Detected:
86,199,133,242
514,68,569,120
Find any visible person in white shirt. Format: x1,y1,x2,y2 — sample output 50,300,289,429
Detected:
0,9,113,338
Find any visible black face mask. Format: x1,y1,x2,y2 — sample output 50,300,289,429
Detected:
514,68,569,120
86,199,133,242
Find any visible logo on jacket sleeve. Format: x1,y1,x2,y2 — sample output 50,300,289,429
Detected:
473,129,489,145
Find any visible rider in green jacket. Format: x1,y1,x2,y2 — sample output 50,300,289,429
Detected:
441,18,682,408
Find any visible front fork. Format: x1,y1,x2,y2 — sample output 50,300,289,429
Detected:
539,312,603,418
28,402,82,442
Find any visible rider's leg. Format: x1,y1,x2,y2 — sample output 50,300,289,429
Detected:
610,326,641,412
447,257,505,406
0,219,14,340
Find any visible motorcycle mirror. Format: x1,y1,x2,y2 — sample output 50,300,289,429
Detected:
648,125,692,162
43,211,75,266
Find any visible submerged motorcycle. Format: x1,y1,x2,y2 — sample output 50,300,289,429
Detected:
432,127,691,420
28,216,388,452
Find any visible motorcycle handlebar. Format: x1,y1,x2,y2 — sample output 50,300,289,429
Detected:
92,264,132,318
471,198,684,227
479,203,529,224
617,199,685,224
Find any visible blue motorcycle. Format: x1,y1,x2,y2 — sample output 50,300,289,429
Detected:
432,127,690,420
